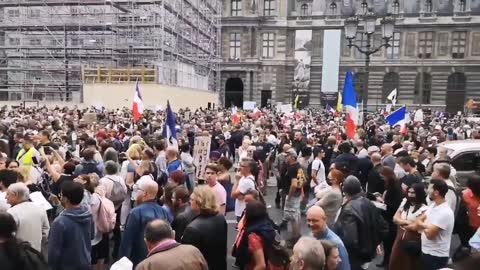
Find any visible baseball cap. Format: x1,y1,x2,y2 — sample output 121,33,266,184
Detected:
285,148,298,158
367,146,380,154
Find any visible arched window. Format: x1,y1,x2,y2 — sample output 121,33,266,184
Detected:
392,1,400,14
361,0,368,14
354,72,367,103
414,72,432,104
329,2,337,15
459,0,466,12
425,0,433,13
448,72,466,90
382,72,400,103
300,3,309,16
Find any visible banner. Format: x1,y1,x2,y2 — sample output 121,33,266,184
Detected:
193,135,211,180
293,30,312,108
321,30,341,94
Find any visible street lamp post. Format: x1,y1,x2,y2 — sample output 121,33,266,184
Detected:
344,9,395,111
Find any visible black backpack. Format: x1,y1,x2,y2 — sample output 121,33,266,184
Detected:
264,233,290,269
18,242,50,270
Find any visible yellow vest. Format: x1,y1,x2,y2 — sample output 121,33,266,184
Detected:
16,147,35,167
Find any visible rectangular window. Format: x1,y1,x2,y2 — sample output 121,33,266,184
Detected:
386,32,400,59
9,38,19,46
30,39,41,45
72,38,83,46
264,0,275,16
437,32,449,56
262,32,275,58
452,31,467,59
231,0,242,16
229,32,241,59
8,9,19,18
418,31,434,58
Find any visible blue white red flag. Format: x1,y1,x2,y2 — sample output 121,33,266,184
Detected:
342,71,358,138
386,106,409,135
132,81,144,122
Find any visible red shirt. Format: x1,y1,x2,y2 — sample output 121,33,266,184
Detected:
463,189,480,229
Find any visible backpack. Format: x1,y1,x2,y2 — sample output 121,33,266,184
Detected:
81,161,101,176
105,176,127,209
264,232,290,269
19,242,50,270
95,194,116,233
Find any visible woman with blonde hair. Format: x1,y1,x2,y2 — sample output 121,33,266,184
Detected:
182,185,227,270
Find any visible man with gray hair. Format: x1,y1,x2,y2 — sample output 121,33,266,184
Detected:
6,182,49,252
119,177,170,267
290,236,326,270
136,219,208,270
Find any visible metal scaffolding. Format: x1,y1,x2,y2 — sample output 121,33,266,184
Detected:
0,0,221,102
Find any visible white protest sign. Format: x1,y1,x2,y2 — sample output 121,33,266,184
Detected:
193,135,211,180
414,109,424,122
243,101,256,111
29,191,52,211
280,104,293,113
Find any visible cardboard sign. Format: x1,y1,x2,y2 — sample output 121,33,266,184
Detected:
82,113,97,124
193,135,211,180
280,104,293,113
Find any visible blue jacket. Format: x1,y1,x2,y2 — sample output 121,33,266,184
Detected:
119,201,170,267
48,205,93,270
315,228,351,270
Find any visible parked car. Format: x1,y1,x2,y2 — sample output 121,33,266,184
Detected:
437,140,480,188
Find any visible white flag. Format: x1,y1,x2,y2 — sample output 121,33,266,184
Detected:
387,88,397,105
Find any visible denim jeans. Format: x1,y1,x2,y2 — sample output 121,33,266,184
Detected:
421,253,449,270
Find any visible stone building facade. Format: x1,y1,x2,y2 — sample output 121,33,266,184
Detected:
220,0,480,113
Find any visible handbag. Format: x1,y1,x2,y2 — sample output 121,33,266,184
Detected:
401,239,421,257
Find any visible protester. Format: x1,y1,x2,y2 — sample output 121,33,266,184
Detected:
334,176,388,270
321,240,343,270
307,205,350,270
119,176,170,267
136,219,208,270
6,182,49,252
204,163,227,215
390,183,428,270
234,200,281,270
233,158,257,222
181,185,228,270
171,185,195,241
315,169,344,228
0,169,20,211
290,236,326,270
48,181,93,270
377,167,403,268
417,179,455,270
0,212,49,270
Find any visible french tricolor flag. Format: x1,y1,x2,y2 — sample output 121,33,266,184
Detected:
133,81,144,122
343,71,358,139
386,106,409,135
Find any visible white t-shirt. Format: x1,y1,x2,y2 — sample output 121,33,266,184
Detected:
234,175,256,217
311,158,326,188
397,198,428,221
421,201,454,257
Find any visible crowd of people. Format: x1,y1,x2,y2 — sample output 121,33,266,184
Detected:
0,104,479,270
